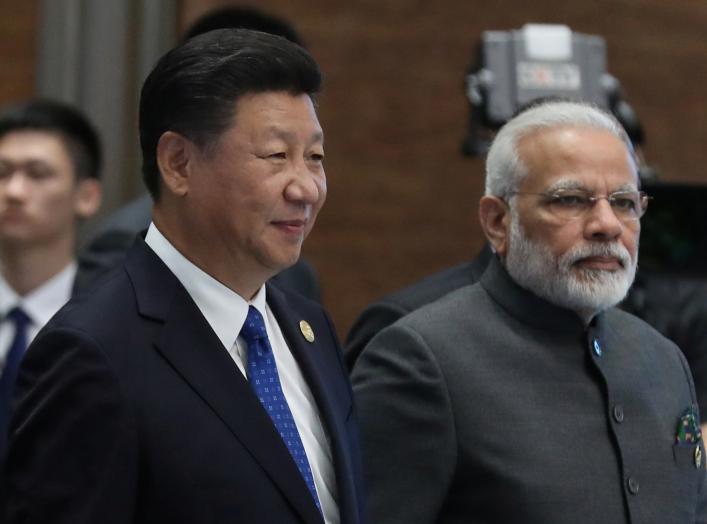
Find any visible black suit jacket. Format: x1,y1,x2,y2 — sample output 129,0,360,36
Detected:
3,238,364,524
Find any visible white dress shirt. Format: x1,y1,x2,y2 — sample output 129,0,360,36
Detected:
0,262,77,373
145,223,339,524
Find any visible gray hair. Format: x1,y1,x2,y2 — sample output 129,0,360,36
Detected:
484,101,635,197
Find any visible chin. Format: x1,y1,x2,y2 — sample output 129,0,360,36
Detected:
0,230,34,246
267,250,302,274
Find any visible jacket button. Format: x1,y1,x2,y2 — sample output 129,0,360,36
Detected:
613,404,625,423
627,476,639,495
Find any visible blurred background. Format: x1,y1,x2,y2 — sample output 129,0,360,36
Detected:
2,0,705,336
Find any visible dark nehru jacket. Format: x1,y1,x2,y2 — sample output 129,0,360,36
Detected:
352,255,707,524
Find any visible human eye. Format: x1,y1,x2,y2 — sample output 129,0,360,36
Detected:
308,151,325,163
25,161,53,180
0,160,12,179
609,192,639,213
548,191,590,208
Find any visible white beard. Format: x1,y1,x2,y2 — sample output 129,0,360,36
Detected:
504,210,637,323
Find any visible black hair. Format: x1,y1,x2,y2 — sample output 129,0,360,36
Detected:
183,6,304,46
139,28,321,200
0,99,102,180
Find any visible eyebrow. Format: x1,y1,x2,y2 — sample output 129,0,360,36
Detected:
545,179,638,193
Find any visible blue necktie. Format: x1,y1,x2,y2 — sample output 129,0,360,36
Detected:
0,307,31,449
241,305,321,511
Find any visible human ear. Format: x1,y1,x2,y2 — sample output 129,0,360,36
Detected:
156,131,192,197
479,195,511,258
73,177,102,219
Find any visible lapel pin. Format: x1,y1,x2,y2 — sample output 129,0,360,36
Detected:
299,320,315,343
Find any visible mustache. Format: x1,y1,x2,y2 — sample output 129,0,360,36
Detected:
560,242,632,270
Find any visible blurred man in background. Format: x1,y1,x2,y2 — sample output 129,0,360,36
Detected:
0,100,101,454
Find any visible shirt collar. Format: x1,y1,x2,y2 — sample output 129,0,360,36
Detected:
145,223,267,351
0,262,77,326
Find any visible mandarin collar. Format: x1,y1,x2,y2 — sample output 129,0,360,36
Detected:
480,254,602,336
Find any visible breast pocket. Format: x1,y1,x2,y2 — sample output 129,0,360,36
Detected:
672,441,705,508
673,442,704,469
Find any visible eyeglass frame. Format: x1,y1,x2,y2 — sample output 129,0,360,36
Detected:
504,188,652,222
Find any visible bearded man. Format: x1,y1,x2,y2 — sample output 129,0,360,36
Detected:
351,101,707,524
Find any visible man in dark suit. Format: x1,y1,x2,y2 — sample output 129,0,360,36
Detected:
352,101,707,523
0,100,102,455
3,29,364,524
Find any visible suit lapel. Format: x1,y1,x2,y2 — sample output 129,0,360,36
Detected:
125,240,323,524
268,285,359,524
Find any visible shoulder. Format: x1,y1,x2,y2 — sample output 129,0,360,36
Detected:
52,269,135,333
345,261,479,367
395,281,491,335
353,283,486,375
383,261,478,312
46,244,166,356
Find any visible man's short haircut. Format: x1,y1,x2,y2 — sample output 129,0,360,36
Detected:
139,28,321,200
485,101,635,198
0,99,102,180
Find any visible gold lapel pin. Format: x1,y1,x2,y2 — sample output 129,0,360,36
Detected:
695,446,703,469
299,320,315,343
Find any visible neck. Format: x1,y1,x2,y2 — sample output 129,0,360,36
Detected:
0,237,74,296
153,210,268,301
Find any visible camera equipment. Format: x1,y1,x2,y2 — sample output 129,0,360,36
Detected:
462,24,644,156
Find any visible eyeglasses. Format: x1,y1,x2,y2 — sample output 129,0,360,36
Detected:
507,189,651,221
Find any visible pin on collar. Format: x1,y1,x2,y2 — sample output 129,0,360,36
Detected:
299,320,315,343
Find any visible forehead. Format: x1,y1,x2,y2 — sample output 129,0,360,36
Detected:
517,125,638,191
0,130,72,164
227,91,323,141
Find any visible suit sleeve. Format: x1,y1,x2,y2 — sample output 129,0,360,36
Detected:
344,301,410,371
351,323,456,524
2,328,138,524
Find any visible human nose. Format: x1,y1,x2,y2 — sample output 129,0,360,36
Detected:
584,197,624,240
284,163,324,205
2,172,30,201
